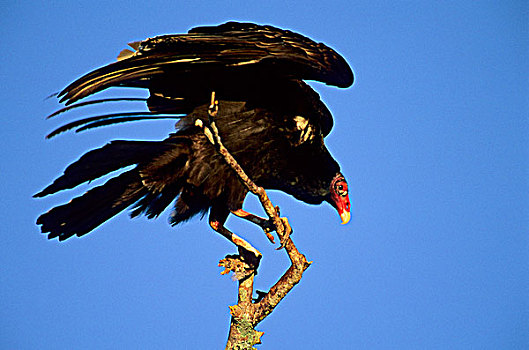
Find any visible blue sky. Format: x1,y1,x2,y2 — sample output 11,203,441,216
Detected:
1,1,527,349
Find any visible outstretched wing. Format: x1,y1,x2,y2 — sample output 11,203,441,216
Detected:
58,22,354,106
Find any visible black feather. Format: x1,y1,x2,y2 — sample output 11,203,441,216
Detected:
37,170,148,240
46,112,179,138
36,22,353,240
57,22,353,106
46,97,147,119
74,115,179,134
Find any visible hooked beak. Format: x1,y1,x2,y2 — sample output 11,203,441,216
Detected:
327,192,351,225
340,209,351,225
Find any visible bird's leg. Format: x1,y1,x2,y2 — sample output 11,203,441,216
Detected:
209,206,262,261
210,212,262,279
230,209,276,244
198,91,291,248
210,219,262,260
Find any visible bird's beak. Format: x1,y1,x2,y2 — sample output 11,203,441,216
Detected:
340,210,351,225
327,193,351,225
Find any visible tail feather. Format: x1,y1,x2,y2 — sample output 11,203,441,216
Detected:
130,184,182,219
130,141,191,218
169,192,209,225
37,170,148,241
34,140,173,197
35,134,212,240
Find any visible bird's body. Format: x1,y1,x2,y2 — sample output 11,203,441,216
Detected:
35,22,353,244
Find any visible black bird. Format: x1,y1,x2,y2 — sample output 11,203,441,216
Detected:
35,22,353,252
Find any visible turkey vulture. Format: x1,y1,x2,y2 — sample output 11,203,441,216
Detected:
35,22,353,252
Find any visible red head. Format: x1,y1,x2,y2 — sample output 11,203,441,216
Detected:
328,173,351,224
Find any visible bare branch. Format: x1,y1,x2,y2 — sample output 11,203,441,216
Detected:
197,91,311,349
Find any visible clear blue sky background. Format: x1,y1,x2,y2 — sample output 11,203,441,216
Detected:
1,1,527,349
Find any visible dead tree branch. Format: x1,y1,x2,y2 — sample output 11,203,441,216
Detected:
196,92,312,349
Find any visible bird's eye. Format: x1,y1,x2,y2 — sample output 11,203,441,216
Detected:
334,181,348,197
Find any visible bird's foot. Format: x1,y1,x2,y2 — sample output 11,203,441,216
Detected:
260,216,292,249
219,249,261,280
266,206,292,250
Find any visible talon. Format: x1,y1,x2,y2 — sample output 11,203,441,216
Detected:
277,241,287,250
262,220,276,244
264,230,275,244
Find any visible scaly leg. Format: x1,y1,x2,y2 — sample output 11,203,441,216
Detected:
209,206,262,259
231,209,276,244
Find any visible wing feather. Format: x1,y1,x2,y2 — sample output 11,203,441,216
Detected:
46,97,147,119
58,22,353,105
46,112,180,138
